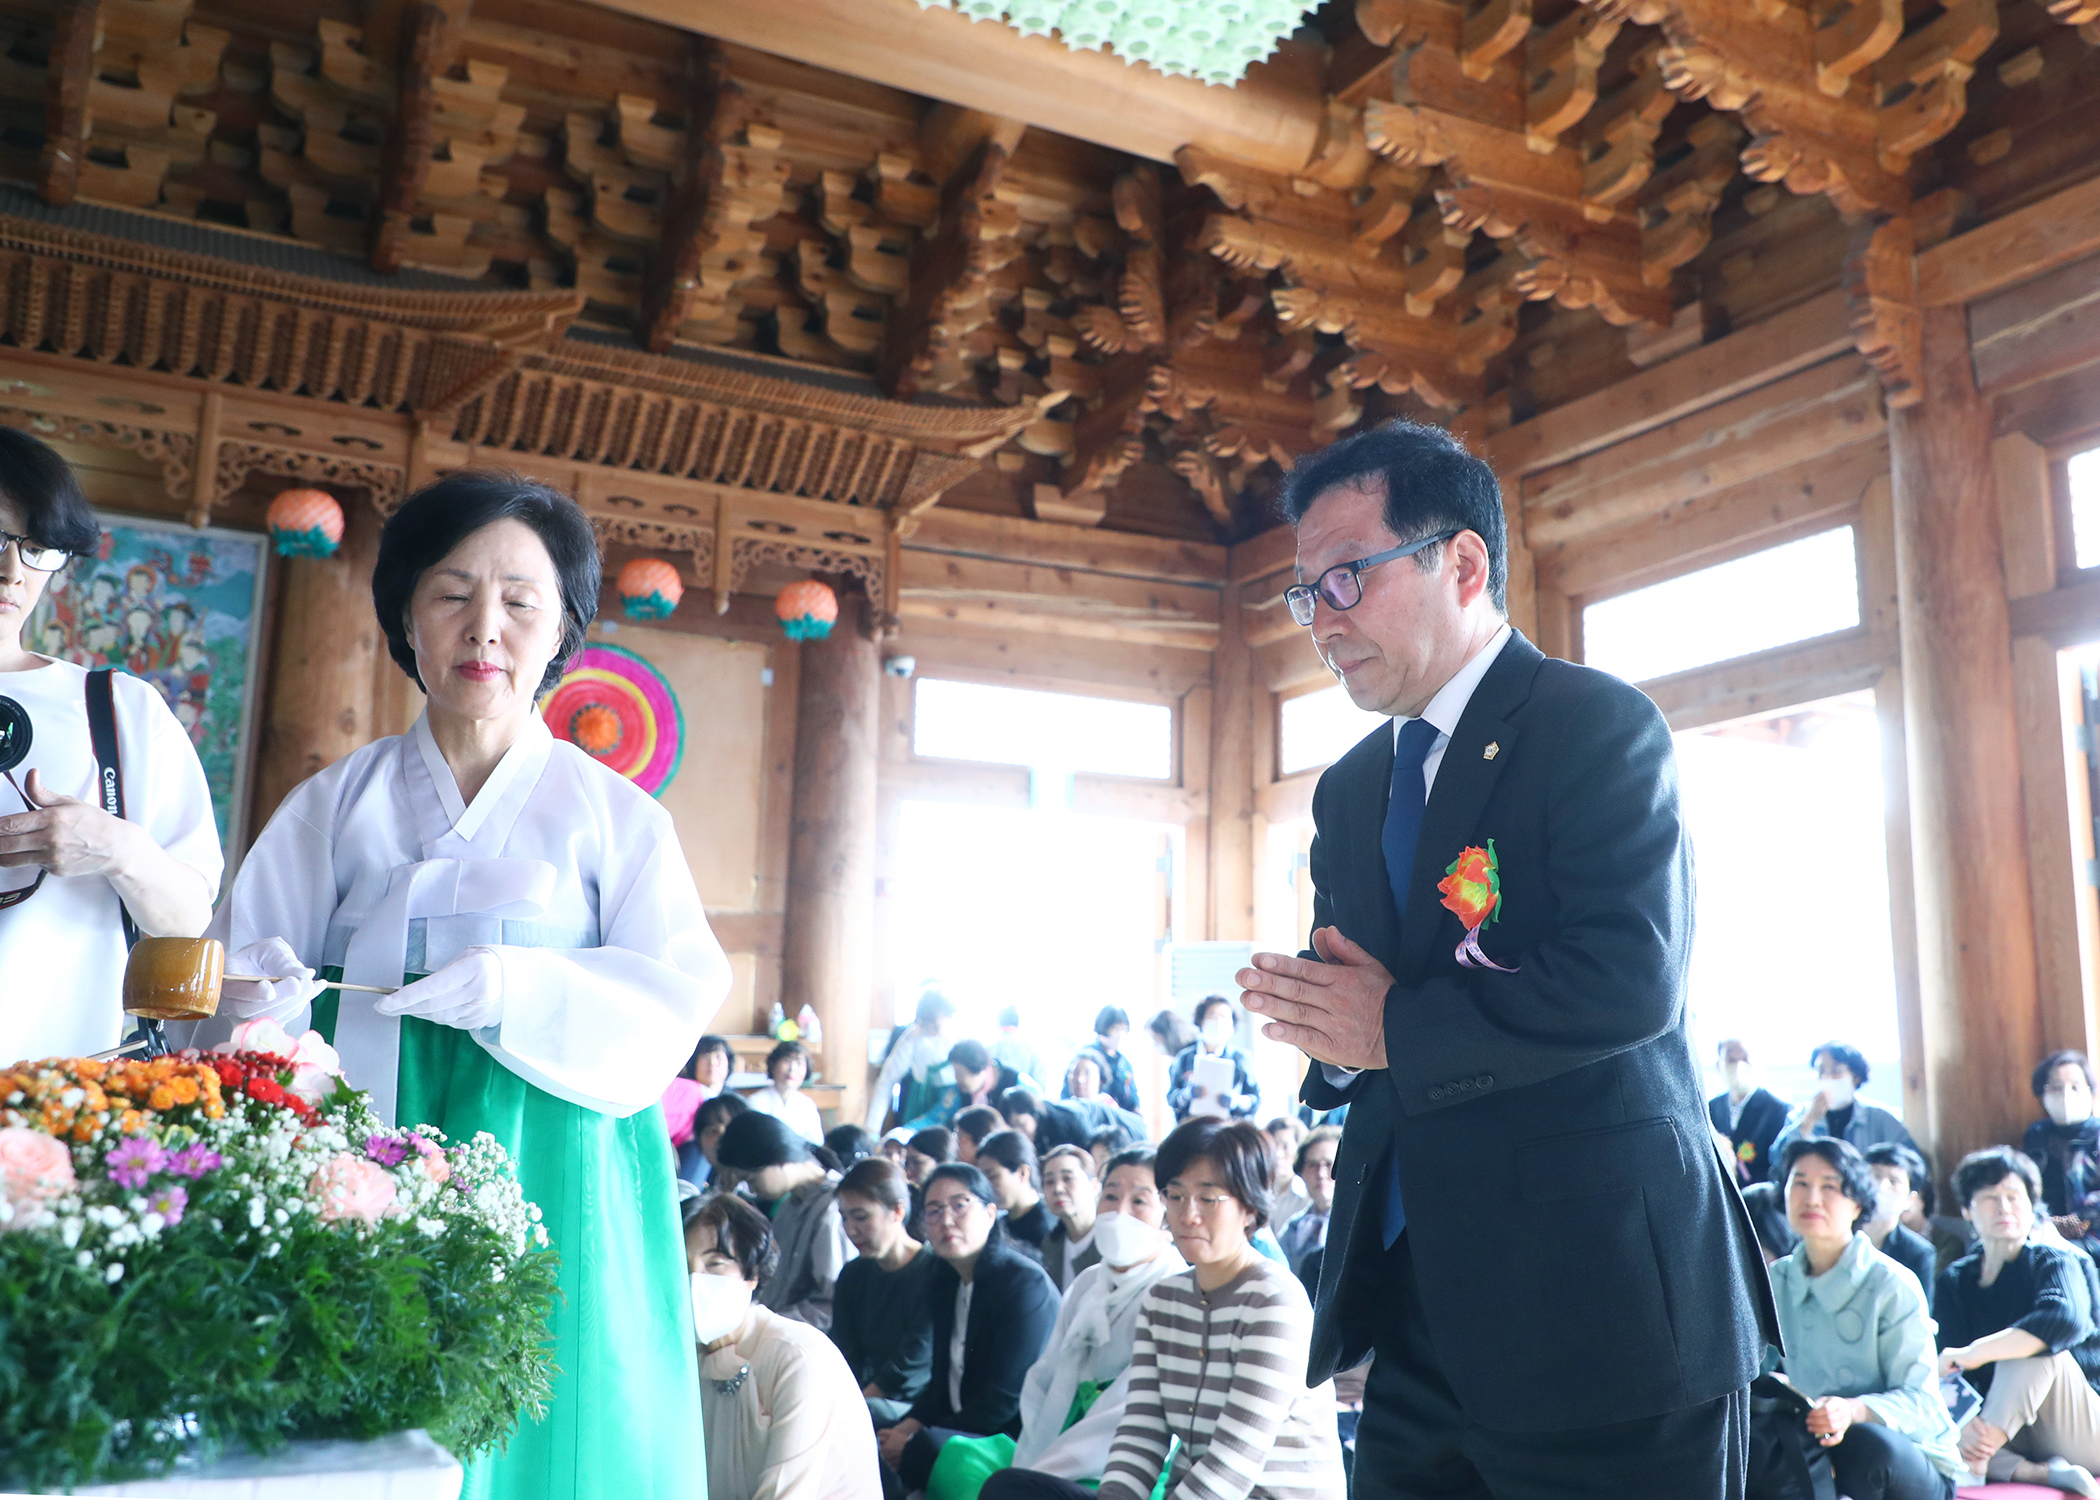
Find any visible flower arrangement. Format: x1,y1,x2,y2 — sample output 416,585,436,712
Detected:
0,1019,558,1492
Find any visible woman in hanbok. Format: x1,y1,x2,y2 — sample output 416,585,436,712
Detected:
204,471,729,1500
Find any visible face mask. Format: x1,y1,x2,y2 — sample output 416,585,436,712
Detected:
691,1271,752,1344
1720,1061,1753,1094
1202,1024,1232,1048
1821,1078,1856,1111
2046,1093,2094,1127
1093,1210,1162,1268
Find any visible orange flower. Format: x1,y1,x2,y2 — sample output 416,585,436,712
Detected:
148,1085,177,1111
73,1059,106,1081
1437,841,1503,931
118,1108,147,1134
166,1076,199,1106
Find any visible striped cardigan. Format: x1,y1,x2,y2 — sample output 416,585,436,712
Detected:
1098,1259,1346,1500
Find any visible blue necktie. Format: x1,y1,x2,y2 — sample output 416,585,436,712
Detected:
1377,716,1441,1247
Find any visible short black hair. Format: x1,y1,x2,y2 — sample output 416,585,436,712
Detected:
950,1039,992,1076
954,1105,1003,1146
923,1161,1004,1240
1953,1147,2043,1213
825,1123,873,1165
1104,1144,1158,1179
688,1192,778,1289
371,469,599,698
1095,1007,1129,1035
1194,995,1235,1029
1739,1182,1799,1262
997,1006,1020,1029
0,428,98,554
907,1126,954,1163
1276,419,1508,614
2033,1049,2097,1099
687,1035,733,1076
975,1128,1039,1188
1863,1142,1933,1216
838,1156,910,1213
998,1088,1043,1124
1156,1118,1275,1229
1778,1136,1879,1231
766,1039,809,1077
1809,1041,1871,1088
696,1091,751,1135
1295,1124,1343,1176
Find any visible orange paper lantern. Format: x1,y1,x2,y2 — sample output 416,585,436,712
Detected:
774,580,839,641
265,488,344,558
616,557,684,621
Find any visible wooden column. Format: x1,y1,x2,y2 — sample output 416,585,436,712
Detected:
781,581,880,1126
1888,305,2043,1170
248,492,381,833
1208,581,1255,941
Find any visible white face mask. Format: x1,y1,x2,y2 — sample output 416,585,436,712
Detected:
1820,1077,1856,1111
691,1271,752,1345
1202,1023,1232,1049
1720,1061,1753,1095
2046,1093,2094,1127
1093,1210,1163,1268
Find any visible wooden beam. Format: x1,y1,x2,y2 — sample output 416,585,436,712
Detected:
2008,576,2100,648
903,506,1226,587
38,0,97,208
1229,523,1298,585
891,616,1214,699
1917,172,2100,308
1521,355,1885,548
574,0,1326,175
370,2,449,274
1635,629,1895,730
1969,250,2100,397
1483,288,1853,478
897,549,1220,633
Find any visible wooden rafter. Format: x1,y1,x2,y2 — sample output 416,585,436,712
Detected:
38,0,98,208
370,2,450,275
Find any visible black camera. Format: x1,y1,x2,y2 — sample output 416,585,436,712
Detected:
0,694,27,775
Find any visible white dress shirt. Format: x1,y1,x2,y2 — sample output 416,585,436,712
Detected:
1324,623,1513,1087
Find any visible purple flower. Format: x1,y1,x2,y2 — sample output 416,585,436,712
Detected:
105,1136,167,1190
166,1144,222,1180
364,1134,413,1168
147,1183,188,1227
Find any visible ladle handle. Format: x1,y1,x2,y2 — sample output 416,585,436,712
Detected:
225,972,398,997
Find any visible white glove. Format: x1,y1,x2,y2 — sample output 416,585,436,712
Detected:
219,937,322,1020
375,946,504,1032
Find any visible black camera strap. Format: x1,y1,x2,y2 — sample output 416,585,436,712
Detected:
85,667,141,951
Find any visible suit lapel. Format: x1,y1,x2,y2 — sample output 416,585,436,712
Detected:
1344,727,1405,964
1395,632,1547,982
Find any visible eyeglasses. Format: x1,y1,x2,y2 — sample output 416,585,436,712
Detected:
0,531,71,572
922,1196,987,1223
1162,1190,1238,1214
1283,530,1461,627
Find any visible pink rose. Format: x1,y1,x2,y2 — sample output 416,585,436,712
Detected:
308,1154,400,1225
0,1126,76,1208
411,1136,451,1185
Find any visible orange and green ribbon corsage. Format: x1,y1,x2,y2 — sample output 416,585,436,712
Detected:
1439,840,1519,972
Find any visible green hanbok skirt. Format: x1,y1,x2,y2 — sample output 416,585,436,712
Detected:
316,976,701,1500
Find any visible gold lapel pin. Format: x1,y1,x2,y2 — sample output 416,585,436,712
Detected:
1483,742,1500,760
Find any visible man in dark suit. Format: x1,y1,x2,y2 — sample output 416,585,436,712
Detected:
1709,1037,1790,1185
1238,421,1777,1499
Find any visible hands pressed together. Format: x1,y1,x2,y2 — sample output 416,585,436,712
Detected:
1237,926,1396,1072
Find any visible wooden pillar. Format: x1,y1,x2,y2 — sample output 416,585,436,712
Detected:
248,491,380,833
781,580,880,1126
1888,305,2043,1171
1209,581,1255,941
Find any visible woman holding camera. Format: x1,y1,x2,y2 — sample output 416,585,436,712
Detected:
0,429,219,1064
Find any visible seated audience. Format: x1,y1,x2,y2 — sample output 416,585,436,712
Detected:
1166,996,1259,1122
908,1042,1042,1131
1038,1145,1102,1291
2026,1050,2100,1262
1869,1140,1978,1276
688,1192,881,1500
908,1127,956,1185
833,1158,937,1429
1089,1008,1143,1115
1864,1143,1943,1308
1760,1137,1965,1500
1146,1008,1196,1063
716,1113,855,1329
955,1107,1004,1166
1063,1050,1108,1102
1278,1126,1341,1278
978,1129,1056,1250
985,1118,1346,1500
1088,1127,1130,1179
881,1128,914,1168
687,1091,752,1193
999,1087,1147,1156
1709,1037,1790,1184
869,989,959,1133
829,1123,876,1167
663,1033,735,1155
1936,1146,2100,1491
1773,1041,1920,1160
1742,1180,1802,1267
994,1006,1056,1097
1265,1116,1311,1229
750,1039,828,1145
934,1147,1188,1500
878,1164,1062,1496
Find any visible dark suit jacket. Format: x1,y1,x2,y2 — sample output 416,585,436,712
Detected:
1299,630,1778,1433
906,1234,1061,1437
1710,1087,1790,1184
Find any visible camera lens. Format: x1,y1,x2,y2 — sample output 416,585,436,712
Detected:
0,695,29,774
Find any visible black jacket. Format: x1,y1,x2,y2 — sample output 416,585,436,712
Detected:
1034,1095,1149,1154
1709,1087,1791,1184
1299,631,1777,1432
906,1234,1061,1436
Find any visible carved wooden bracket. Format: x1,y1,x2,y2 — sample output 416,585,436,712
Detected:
1844,214,1922,409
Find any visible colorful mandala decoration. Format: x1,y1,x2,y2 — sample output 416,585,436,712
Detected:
264,488,344,558
910,0,1313,85
542,643,684,796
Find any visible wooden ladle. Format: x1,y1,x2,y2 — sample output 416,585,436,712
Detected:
90,937,396,1060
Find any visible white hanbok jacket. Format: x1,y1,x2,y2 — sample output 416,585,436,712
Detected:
200,712,728,1120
